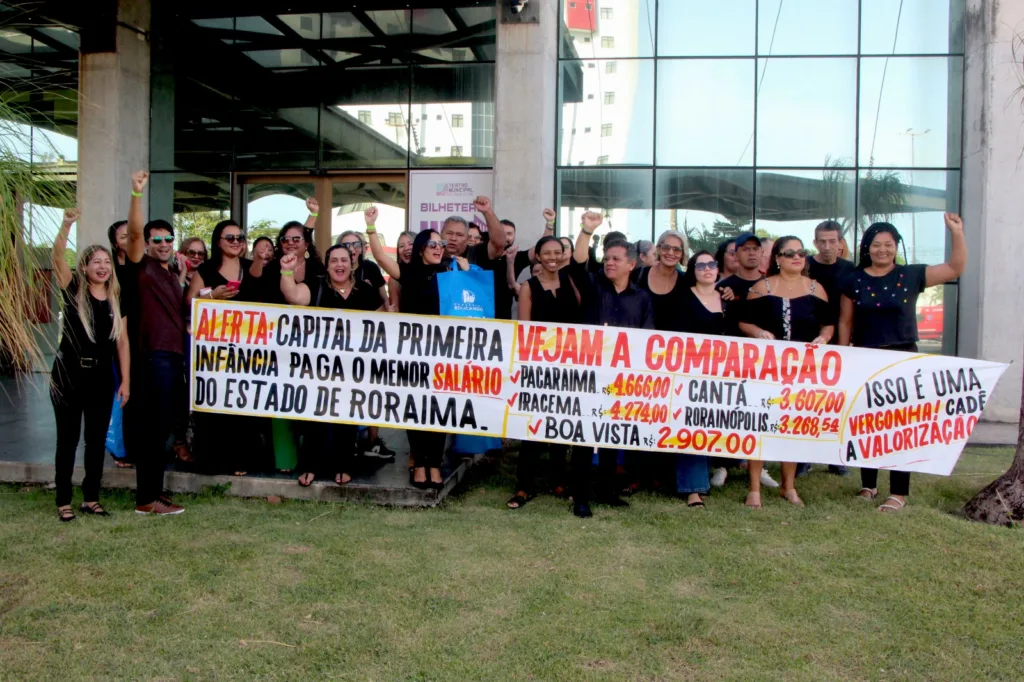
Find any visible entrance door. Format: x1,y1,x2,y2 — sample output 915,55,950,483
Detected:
236,173,407,259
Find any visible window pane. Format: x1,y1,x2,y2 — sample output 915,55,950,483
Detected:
858,57,963,168
855,169,959,266
411,64,494,167
757,0,858,55
561,0,653,58
558,168,653,243
753,168,855,249
756,58,856,167
148,171,232,241
861,0,964,55
559,59,654,166
657,0,755,56
656,59,754,166
330,66,410,169
654,169,754,257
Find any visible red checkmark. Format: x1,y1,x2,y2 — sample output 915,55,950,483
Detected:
528,419,542,435
674,383,684,396
673,408,682,420
510,370,521,384
507,392,518,407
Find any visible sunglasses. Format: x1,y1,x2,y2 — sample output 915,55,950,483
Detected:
693,261,719,271
340,241,361,249
425,240,448,249
779,249,809,259
658,244,684,254
149,236,173,244
186,249,206,258
222,234,247,244
281,235,305,244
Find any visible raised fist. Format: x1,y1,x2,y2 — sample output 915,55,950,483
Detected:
473,196,492,214
364,205,379,225
280,253,299,271
62,208,81,225
131,170,149,193
306,197,319,215
581,211,603,231
542,208,556,224
943,212,963,234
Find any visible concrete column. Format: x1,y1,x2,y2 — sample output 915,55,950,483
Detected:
959,0,1024,422
76,0,151,249
493,0,559,246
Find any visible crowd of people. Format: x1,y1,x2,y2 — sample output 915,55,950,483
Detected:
48,169,968,521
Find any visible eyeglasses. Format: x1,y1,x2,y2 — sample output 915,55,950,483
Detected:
693,261,719,271
780,249,809,259
340,241,361,249
149,236,173,244
186,249,206,259
658,244,684,254
222,234,247,244
425,240,448,249
281,235,305,244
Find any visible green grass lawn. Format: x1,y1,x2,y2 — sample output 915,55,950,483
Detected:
2,449,1023,681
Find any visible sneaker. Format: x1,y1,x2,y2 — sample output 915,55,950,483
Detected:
796,463,812,478
828,465,851,477
710,467,728,488
364,436,396,461
759,468,780,488
572,502,593,518
135,500,185,515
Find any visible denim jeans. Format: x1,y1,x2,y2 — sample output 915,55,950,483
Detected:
675,454,710,495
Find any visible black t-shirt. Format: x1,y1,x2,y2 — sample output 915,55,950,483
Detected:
357,259,387,290
259,256,326,305
677,287,725,336
56,279,118,372
306,278,382,312
840,264,928,349
807,257,853,326
718,273,762,337
526,269,582,324
397,260,444,316
637,267,688,333
197,258,258,302
490,248,532,320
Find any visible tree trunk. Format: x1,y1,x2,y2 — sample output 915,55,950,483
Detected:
962,361,1024,526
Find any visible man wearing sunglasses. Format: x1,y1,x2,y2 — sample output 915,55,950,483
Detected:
124,170,187,516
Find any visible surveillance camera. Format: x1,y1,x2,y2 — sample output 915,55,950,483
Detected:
509,0,529,14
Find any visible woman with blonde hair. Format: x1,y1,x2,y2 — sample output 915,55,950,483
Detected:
51,209,131,521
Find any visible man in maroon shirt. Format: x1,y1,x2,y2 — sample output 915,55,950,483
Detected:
126,171,187,515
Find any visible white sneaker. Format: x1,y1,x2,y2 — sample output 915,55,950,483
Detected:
760,468,780,488
710,467,728,488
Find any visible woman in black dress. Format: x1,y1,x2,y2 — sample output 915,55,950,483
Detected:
739,236,832,509
50,209,131,521
839,215,967,513
367,206,452,489
506,236,582,509
280,245,383,487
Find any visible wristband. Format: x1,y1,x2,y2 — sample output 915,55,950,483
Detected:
365,226,377,234
281,270,295,277
199,287,212,298
580,223,594,236
545,221,555,229
131,190,144,198
309,212,319,218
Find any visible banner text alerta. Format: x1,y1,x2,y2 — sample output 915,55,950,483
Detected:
190,300,1008,475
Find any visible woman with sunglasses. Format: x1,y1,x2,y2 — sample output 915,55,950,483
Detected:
507,235,582,509
252,236,275,267
337,230,388,309
738,236,832,509
714,240,739,280
839,215,966,513
177,237,207,286
387,230,416,312
51,209,131,521
368,206,464,489
186,220,266,475
280,244,383,487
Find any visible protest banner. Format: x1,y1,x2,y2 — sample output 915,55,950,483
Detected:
191,300,1008,475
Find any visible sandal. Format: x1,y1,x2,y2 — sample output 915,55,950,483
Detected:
781,489,805,508
507,491,535,509
114,460,134,469
877,496,906,513
57,506,75,523
297,472,315,487
233,471,247,477
79,502,110,517
857,488,878,501
410,467,429,490
335,472,351,485
686,494,705,508
744,491,762,509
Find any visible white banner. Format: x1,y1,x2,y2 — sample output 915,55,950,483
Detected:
408,169,494,234
191,300,1008,475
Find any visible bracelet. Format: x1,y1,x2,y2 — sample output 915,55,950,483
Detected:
309,212,319,218
131,190,144,198
580,224,594,236
365,226,377,234
281,270,295,277
545,222,555,229
199,287,212,298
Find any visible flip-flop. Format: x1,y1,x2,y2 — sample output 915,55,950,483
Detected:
335,473,351,485
297,473,315,487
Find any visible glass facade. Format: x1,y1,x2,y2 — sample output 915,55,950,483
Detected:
558,0,964,353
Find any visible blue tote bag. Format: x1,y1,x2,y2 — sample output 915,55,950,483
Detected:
437,262,502,455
